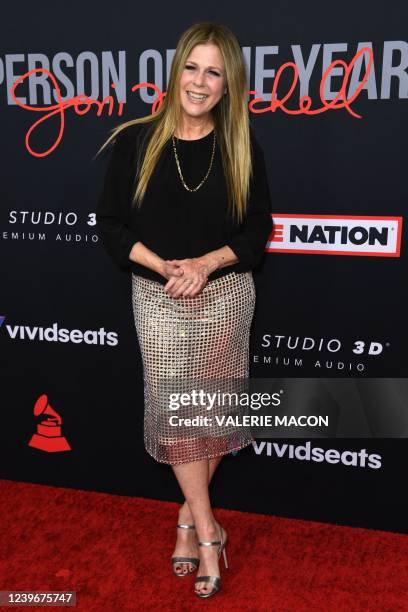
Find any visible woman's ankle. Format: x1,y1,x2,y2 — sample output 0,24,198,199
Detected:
178,502,194,523
196,518,219,538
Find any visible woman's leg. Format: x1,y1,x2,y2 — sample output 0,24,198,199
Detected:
172,456,222,575
179,456,222,520
171,458,227,595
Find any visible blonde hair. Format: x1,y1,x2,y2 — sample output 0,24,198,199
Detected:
96,21,252,224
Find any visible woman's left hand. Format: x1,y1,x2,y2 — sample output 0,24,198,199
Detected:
164,258,210,298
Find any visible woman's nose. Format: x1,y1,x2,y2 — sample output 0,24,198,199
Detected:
193,72,206,87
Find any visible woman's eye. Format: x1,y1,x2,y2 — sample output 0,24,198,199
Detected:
184,65,220,76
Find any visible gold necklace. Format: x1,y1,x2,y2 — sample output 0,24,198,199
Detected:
172,130,216,192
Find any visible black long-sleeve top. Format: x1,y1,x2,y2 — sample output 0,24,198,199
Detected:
95,121,273,285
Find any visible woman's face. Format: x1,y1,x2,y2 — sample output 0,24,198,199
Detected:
179,43,227,122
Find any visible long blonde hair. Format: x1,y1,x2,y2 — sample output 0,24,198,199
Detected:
96,21,252,224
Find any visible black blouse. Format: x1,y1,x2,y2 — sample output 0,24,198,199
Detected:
95,121,273,285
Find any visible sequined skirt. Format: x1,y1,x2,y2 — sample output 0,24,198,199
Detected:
131,271,256,465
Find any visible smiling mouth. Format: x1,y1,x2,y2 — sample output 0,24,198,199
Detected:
186,91,209,101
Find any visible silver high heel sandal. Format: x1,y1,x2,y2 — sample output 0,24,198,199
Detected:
171,524,200,577
194,522,228,598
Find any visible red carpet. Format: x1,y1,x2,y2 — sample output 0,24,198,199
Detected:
0,479,407,612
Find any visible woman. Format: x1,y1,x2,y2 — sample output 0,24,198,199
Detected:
95,21,273,599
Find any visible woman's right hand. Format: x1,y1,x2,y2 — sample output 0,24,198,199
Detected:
163,258,210,298
161,260,186,282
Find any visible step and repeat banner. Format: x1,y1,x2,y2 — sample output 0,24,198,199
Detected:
1,2,407,533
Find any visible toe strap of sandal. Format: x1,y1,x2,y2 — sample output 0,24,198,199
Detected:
195,575,221,589
172,556,199,566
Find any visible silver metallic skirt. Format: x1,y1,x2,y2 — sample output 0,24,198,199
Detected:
131,271,256,465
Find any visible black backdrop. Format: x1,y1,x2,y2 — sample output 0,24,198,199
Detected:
1,1,407,534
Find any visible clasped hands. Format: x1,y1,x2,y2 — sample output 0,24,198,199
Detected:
162,257,215,298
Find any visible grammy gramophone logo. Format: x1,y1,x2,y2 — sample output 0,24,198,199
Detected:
28,393,71,452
